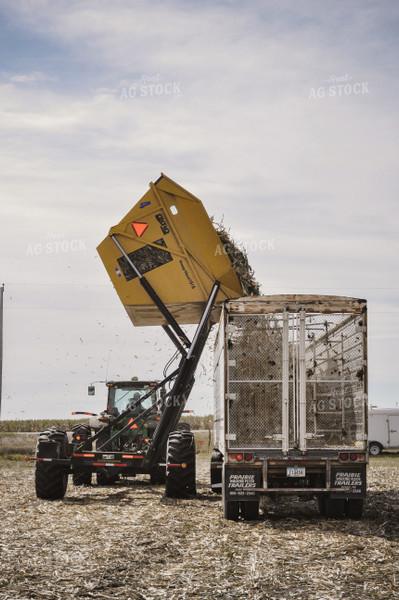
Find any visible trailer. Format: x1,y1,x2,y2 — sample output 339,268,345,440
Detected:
212,294,368,520
32,174,243,500
368,407,399,455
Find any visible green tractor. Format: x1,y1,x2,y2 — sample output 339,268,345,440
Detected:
34,377,195,498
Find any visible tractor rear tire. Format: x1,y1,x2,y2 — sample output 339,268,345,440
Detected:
165,430,196,498
35,429,68,500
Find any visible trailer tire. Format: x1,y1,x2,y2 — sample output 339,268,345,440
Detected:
345,498,364,519
96,470,120,486
369,442,382,456
72,471,92,486
318,496,326,515
241,501,259,521
210,450,223,494
165,431,196,498
324,496,345,519
223,500,239,521
35,429,68,500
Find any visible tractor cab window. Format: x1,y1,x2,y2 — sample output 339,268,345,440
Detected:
108,386,156,416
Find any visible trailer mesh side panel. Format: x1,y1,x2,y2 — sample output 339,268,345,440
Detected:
303,313,365,448
225,309,366,451
227,315,284,449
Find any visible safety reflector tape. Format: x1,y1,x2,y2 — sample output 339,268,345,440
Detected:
73,453,95,457
122,455,143,459
93,462,128,467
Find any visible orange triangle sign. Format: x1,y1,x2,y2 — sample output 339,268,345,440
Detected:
131,222,148,237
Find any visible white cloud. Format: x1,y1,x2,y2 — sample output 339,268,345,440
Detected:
9,70,58,84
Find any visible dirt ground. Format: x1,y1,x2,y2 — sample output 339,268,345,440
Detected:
1,455,399,600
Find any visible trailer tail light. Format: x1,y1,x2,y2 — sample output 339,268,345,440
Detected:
228,453,254,462
339,452,364,462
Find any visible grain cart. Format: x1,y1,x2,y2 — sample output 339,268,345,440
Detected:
32,174,244,500
212,295,368,520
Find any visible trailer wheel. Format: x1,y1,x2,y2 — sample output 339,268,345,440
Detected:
35,429,68,500
317,496,326,515
72,471,92,486
223,500,239,521
324,496,345,519
241,501,259,521
369,442,382,456
165,431,196,498
96,470,120,486
210,450,223,494
345,499,364,519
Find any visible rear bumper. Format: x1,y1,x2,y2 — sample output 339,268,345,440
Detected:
224,457,367,501
29,451,147,474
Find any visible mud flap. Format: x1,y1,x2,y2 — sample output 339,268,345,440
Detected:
331,466,366,499
224,466,261,502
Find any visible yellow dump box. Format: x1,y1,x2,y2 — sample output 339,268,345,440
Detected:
97,174,243,326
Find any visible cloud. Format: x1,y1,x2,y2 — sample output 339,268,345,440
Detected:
9,70,58,84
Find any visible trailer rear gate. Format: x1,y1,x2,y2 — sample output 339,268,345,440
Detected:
225,307,367,452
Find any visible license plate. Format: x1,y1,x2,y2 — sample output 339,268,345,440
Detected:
287,467,306,477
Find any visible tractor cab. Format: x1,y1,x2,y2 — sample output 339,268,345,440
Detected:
106,380,159,417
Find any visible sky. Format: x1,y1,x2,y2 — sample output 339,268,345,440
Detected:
0,0,398,420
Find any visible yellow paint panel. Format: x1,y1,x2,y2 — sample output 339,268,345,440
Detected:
97,174,243,326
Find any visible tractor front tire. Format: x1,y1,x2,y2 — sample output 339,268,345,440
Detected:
165,430,196,498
